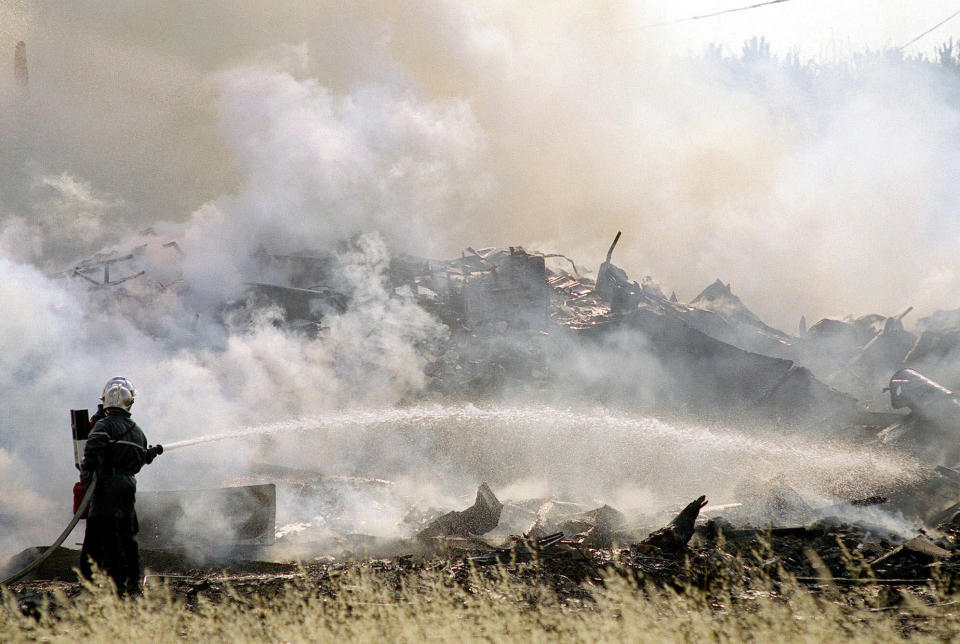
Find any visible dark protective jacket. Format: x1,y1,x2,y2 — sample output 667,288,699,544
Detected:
80,410,151,519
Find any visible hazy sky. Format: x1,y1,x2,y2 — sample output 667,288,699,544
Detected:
642,1,960,59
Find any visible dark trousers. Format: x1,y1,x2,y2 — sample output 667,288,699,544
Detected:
80,516,141,595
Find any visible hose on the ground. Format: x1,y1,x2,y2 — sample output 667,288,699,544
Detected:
0,474,97,586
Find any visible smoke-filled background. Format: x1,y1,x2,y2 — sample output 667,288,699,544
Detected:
1,1,958,557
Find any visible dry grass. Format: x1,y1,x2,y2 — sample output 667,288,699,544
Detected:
4,560,960,643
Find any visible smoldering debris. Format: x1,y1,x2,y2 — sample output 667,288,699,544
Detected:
639,496,708,554
44,231,945,421
53,231,863,423
877,369,960,465
13,228,960,605
53,240,183,290
135,484,277,549
48,230,960,484
526,503,626,549
15,480,960,608
415,483,503,542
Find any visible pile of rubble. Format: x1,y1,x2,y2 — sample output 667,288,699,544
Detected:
55,231,960,438
27,229,960,609
12,479,960,619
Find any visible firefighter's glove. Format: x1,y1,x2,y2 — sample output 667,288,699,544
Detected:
145,444,163,464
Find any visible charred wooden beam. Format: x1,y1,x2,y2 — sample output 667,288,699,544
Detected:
640,495,708,553
416,483,503,541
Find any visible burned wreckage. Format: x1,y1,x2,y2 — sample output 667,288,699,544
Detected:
9,231,960,595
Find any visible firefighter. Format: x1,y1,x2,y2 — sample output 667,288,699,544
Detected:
78,377,162,595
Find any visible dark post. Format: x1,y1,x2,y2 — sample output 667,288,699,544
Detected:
70,409,90,470
14,41,28,95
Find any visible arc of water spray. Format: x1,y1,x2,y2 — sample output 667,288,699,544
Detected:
161,408,455,451
160,406,924,475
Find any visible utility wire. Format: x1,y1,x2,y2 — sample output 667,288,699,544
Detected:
639,0,793,29
899,8,960,50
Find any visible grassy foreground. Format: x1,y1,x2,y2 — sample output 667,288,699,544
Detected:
4,560,960,643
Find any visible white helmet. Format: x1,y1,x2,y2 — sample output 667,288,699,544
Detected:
101,376,135,411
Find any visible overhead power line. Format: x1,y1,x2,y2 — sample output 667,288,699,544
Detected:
639,0,792,29
899,8,960,50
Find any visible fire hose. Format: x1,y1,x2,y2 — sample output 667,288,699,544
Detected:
0,474,97,586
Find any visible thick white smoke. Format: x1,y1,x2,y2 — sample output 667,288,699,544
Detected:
180,63,487,300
